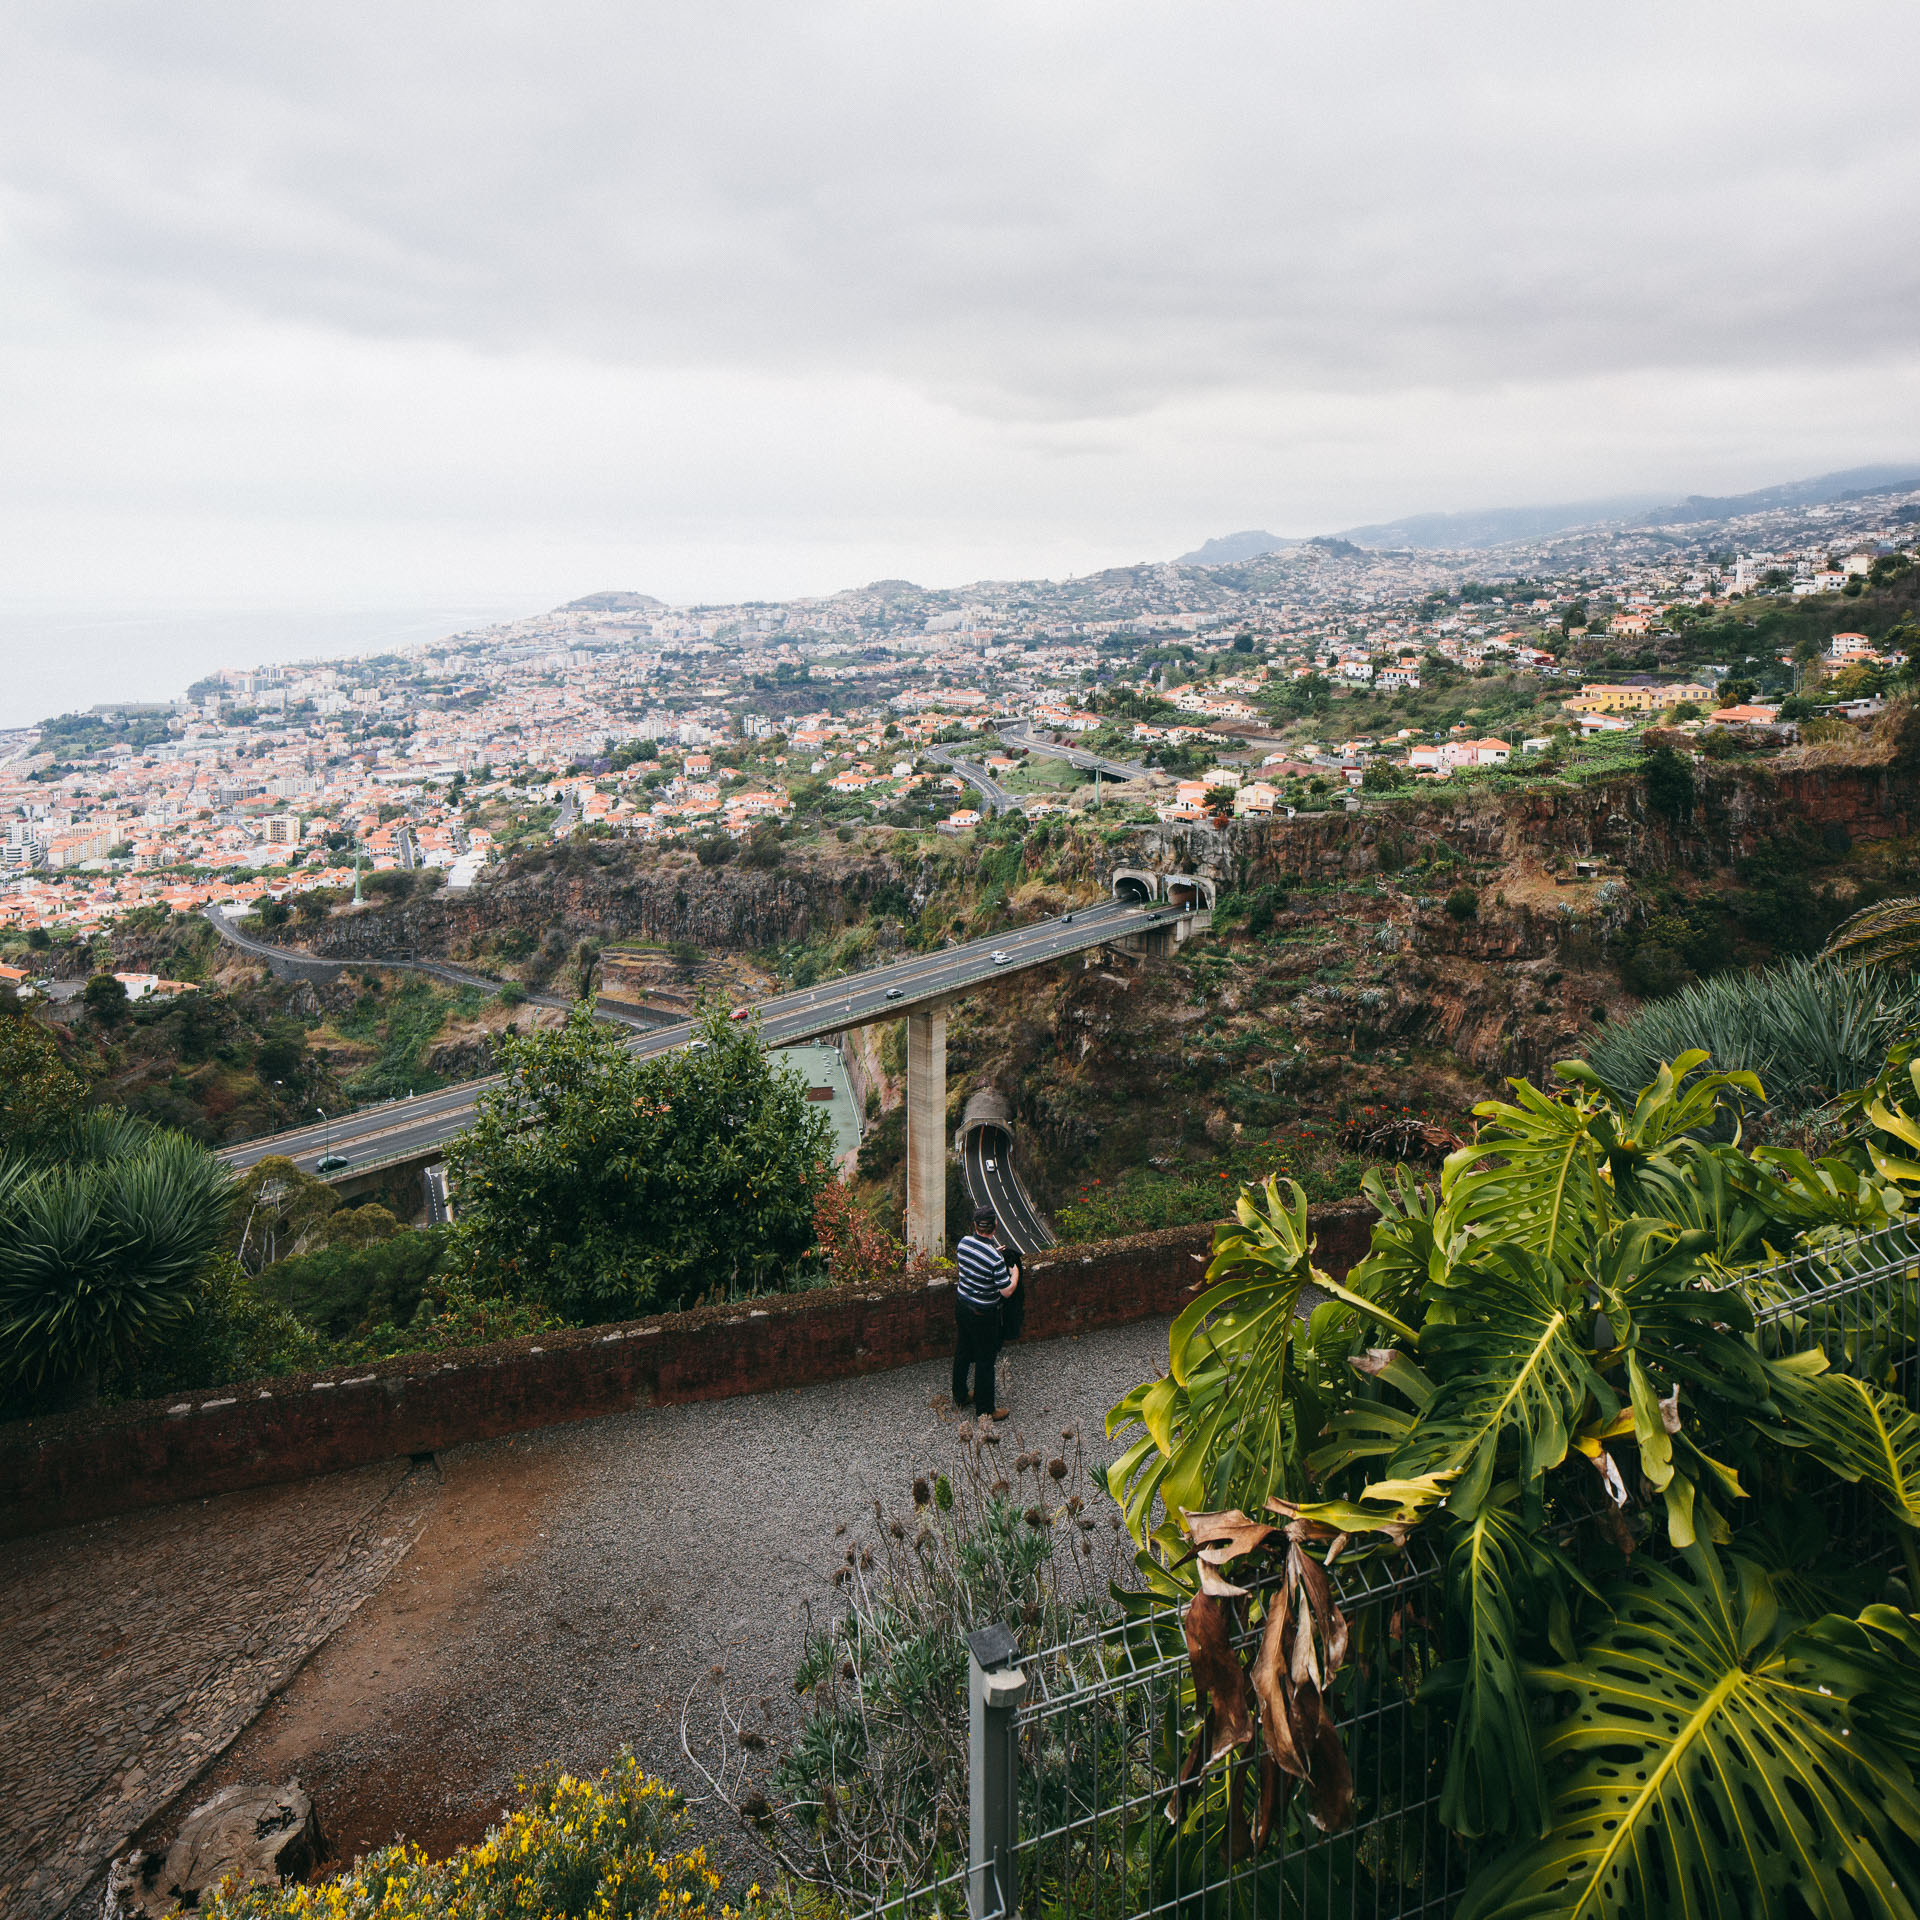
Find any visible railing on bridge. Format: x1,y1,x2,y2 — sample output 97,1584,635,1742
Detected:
845,1218,1920,1920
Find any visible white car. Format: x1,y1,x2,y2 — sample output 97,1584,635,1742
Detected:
991,949,1012,963
984,1156,998,1172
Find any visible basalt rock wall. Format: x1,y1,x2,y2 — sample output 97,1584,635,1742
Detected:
1148,761,1918,889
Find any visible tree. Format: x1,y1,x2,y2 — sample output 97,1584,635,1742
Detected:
0,1113,235,1405
82,972,129,1025
445,1000,836,1321
0,1015,86,1151
1360,761,1406,793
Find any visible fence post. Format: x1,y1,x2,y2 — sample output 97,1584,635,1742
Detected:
968,1624,1027,1920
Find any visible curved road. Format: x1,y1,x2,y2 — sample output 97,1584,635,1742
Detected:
998,722,1146,782
924,746,1014,816
216,895,1176,1175
203,905,666,1030
963,1122,1054,1258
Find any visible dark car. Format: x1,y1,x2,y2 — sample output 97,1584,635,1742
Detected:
316,1153,351,1174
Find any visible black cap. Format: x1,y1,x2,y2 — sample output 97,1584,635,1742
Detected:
974,1210,998,1233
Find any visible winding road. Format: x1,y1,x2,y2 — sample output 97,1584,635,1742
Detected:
997,722,1146,781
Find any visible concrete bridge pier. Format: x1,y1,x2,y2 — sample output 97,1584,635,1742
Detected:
906,1004,950,1257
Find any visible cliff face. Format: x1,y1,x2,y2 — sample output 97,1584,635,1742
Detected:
264,759,1919,1195
297,857,907,961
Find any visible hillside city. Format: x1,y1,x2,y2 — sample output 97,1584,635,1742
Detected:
3,475,1917,955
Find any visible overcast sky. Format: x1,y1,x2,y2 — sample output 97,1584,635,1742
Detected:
2,1,1917,619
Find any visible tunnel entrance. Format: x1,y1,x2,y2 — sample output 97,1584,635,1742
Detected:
1112,868,1159,904
1163,874,1216,912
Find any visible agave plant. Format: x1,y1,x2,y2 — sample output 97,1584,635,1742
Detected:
1109,1048,1920,1917
0,1113,235,1404
1584,956,1920,1115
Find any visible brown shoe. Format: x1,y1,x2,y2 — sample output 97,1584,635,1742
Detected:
988,1408,1012,1420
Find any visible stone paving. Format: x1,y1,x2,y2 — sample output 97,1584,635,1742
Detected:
0,1459,440,1920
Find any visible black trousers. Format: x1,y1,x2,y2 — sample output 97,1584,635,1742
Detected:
953,1300,1003,1415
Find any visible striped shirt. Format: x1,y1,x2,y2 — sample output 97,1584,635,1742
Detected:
955,1233,1012,1310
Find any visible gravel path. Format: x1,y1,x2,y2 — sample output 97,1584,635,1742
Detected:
186,1317,1173,1888
2,1459,439,1920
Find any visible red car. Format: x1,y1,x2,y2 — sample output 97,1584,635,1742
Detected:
730,1006,750,1021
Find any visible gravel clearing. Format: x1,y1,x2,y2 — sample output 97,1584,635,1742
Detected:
177,1315,1173,1891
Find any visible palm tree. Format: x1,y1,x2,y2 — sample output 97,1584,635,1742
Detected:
0,1113,235,1407
1823,896,1920,973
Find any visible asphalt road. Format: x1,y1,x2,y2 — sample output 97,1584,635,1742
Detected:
925,746,1014,814
963,1121,1054,1258
998,722,1146,781
217,895,1174,1175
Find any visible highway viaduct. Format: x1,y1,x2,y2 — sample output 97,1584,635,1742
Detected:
213,870,1216,1256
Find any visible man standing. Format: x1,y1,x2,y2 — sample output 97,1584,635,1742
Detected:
953,1209,1019,1419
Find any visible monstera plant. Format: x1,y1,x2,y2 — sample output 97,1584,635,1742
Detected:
1109,1049,1920,1918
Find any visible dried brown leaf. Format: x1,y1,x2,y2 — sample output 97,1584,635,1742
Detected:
1184,1592,1253,1760
1184,1507,1277,1562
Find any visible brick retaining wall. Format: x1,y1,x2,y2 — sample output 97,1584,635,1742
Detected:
0,1202,1375,1541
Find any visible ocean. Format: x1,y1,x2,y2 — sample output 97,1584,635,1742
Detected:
0,598,544,731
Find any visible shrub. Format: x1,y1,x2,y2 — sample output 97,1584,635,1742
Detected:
0,1014,86,1152
0,1114,235,1405
1586,955,1920,1113
83,972,129,1023
687,1429,1126,1904
1444,886,1478,922
446,1000,835,1321
197,1755,746,1919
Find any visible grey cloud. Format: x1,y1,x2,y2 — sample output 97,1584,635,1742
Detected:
4,1,1918,421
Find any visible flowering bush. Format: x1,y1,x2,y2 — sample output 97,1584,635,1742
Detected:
197,1755,754,1920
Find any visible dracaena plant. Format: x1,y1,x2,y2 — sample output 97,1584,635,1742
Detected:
1108,1048,1920,1919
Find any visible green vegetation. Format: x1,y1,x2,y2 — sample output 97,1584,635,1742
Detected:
1585,956,1920,1115
718,1432,1123,1905
0,1113,234,1410
198,1756,743,1919
446,999,836,1321
1110,1045,1920,1919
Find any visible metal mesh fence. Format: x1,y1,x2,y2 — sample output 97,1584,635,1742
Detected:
1010,1529,1456,1920
851,1220,1920,1920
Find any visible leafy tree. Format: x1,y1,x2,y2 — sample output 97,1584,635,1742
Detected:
1641,743,1695,824
0,1113,234,1405
83,972,129,1024
0,1014,87,1151
1360,761,1406,793
445,1000,835,1321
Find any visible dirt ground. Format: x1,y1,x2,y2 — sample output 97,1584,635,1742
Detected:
147,1319,1170,1891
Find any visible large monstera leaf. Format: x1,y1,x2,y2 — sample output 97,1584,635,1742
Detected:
1769,1364,1920,1532
1440,1077,1615,1271
1424,1503,1593,1844
1377,1243,1607,1520
1106,1176,1407,1562
1462,1550,1920,1920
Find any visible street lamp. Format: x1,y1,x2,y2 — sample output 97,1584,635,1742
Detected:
315,1107,330,1159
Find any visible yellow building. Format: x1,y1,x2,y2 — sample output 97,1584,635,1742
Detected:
1564,681,1714,715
